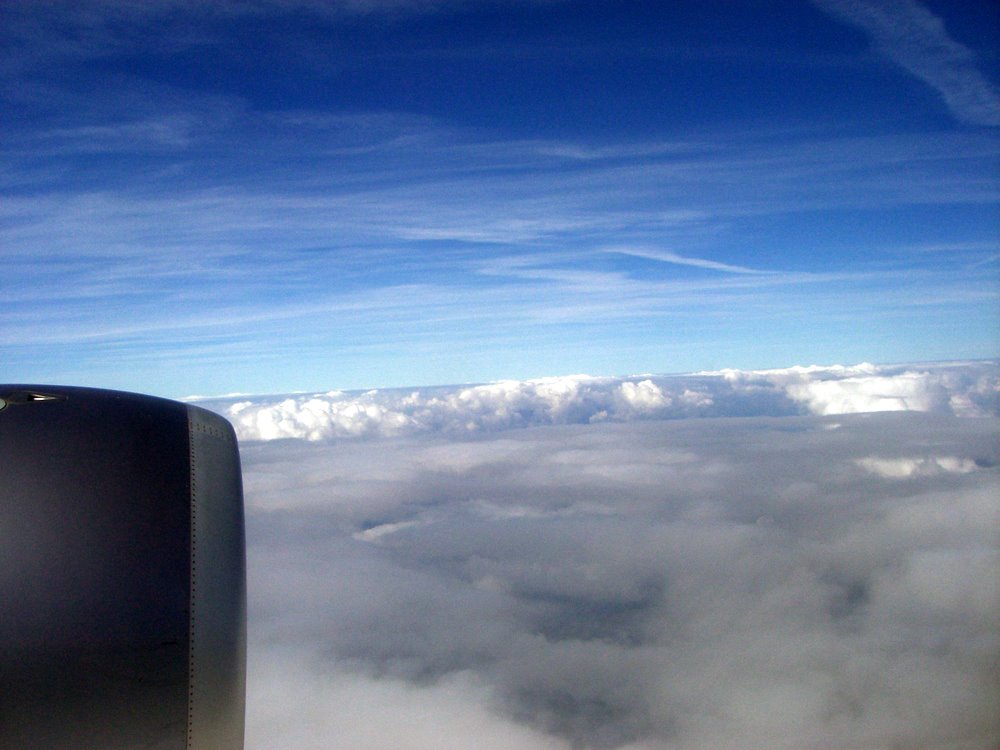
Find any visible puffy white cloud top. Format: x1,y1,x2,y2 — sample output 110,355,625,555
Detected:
200,361,999,442
856,455,979,478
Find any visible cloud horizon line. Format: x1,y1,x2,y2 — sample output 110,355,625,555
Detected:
197,360,1000,442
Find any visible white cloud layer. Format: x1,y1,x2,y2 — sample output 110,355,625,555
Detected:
240,401,1000,749
856,455,978,478
201,361,1000,442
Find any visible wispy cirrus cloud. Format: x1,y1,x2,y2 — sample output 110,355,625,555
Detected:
3,69,997,394
0,0,531,62
812,0,1000,126
605,247,768,275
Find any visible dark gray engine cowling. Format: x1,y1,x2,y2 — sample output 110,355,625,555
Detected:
0,386,246,750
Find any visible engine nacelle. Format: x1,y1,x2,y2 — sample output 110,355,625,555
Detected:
0,386,246,749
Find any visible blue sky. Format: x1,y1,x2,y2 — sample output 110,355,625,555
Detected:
2,0,998,398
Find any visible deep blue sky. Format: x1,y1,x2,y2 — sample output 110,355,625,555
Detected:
2,0,998,397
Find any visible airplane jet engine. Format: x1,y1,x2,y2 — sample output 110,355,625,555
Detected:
0,386,245,750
